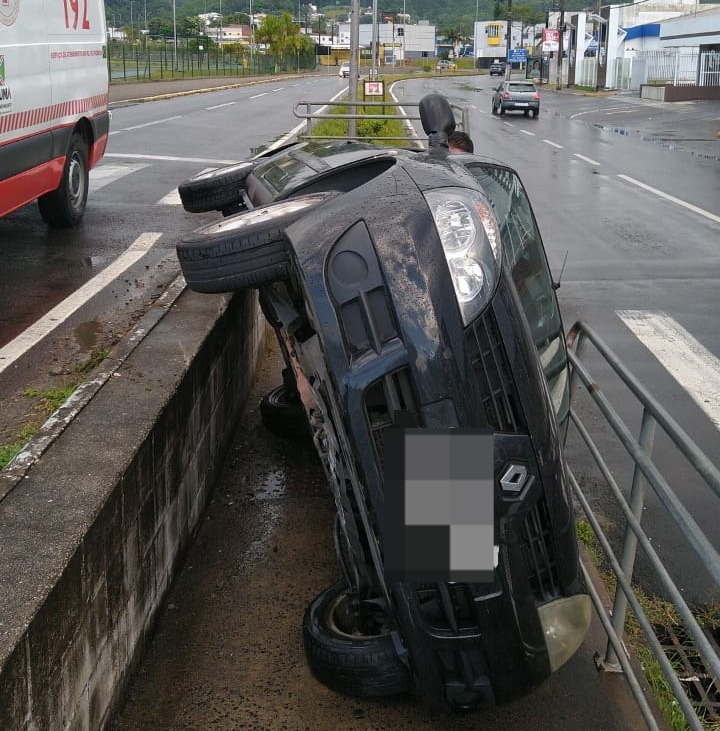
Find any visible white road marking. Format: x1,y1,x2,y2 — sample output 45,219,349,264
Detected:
0,233,162,375
605,109,637,115
543,139,563,149
263,87,348,153
104,153,239,165
250,92,268,99
156,167,216,205
272,87,285,91
113,115,182,132
520,129,535,136
90,163,148,191
573,153,601,166
206,102,236,110
617,310,720,430
618,175,720,224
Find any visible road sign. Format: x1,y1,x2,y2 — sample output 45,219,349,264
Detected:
542,28,559,53
508,49,528,62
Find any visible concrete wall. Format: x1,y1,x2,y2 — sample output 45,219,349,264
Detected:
0,288,267,731
640,82,720,100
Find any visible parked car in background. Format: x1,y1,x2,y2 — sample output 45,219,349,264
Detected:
339,61,350,77
491,80,540,117
436,59,457,72
489,61,506,76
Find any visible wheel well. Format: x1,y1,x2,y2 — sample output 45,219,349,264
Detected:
74,118,94,149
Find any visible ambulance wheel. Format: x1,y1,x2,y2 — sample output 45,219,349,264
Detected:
38,132,89,227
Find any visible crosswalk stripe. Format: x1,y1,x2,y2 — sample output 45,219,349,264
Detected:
90,163,148,191
617,310,720,430
156,167,217,205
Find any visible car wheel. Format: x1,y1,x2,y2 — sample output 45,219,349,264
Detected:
499,105,506,116
176,192,337,293
303,581,413,698
260,384,309,439
523,109,529,117
491,101,498,115
178,162,255,213
532,109,540,118
38,131,89,227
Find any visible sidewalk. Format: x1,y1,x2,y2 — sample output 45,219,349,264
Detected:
108,73,309,105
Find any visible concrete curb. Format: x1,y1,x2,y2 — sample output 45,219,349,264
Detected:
0,288,268,731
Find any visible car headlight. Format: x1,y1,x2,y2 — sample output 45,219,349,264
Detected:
425,188,501,325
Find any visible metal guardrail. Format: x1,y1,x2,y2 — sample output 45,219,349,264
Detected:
292,99,470,147
565,320,720,731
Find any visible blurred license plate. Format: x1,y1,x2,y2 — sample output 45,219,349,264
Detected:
516,102,529,106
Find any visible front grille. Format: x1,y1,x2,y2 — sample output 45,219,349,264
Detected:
519,497,561,601
465,311,524,432
412,582,477,631
364,368,419,470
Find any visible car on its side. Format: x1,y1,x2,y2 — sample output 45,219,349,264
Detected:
489,61,506,76
175,94,589,714
492,80,540,117
435,59,457,72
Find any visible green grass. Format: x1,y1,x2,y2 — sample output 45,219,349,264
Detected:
0,349,112,470
76,348,110,375
309,90,411,146
576,518,720,731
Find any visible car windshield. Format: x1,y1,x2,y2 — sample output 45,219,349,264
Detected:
464,162,569,424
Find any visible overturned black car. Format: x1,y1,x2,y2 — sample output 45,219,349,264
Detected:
175,94,590,714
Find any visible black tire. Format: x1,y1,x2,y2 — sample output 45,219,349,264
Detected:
499,105,506,116
491,102,498,115
532,109,540,118
523,109,529,117
38,132,89,227
303,581,413,698
260,384,309,439
176,192,337,293
178,162,254,213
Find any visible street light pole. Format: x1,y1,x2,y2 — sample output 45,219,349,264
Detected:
249,0,254,71
172,0,178,69
505,0,512,80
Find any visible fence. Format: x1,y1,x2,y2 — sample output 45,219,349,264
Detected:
571,50,720,91
292,98,470,146
565,320,720,730
107,39,316,82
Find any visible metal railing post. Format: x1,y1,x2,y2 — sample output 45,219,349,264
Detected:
602,407,656,670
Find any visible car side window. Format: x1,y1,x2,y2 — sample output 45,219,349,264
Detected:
465,163,570,425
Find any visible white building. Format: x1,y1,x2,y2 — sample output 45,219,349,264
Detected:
337,21,436,62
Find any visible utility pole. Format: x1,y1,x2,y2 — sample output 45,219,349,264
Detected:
555,0,564,89
505,0,512,79
348,0,360,137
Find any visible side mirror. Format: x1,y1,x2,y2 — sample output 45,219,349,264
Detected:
418,94,456,149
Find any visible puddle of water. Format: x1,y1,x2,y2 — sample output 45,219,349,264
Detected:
74,320,101,350
253,468,286,499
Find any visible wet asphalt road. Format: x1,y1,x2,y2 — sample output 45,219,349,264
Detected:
110,340,653,731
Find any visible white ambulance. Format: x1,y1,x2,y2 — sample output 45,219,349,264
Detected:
0,0,109,225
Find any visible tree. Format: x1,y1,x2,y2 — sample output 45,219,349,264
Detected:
148,16,175,37
226,12,251,25
181,15,206,37
255,12,311,71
